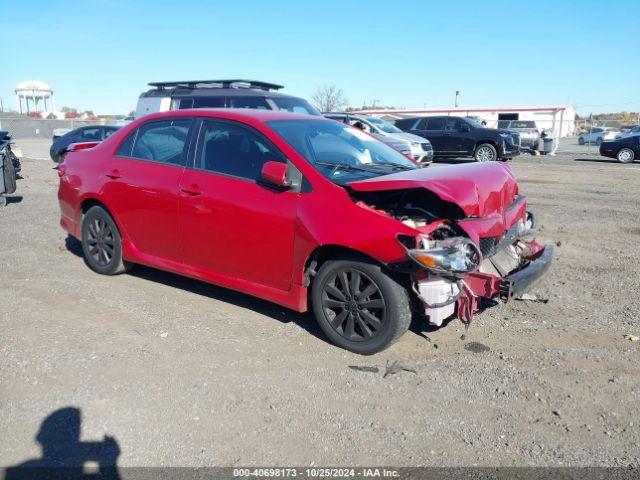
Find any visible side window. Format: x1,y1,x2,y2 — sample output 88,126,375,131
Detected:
425,118,445,131
103,127,118,139
79,127,101,140
196,120,283,180
179,98,194,109
192,97,225,108
228,97,270,110
130,119,192,165
444,118,458,131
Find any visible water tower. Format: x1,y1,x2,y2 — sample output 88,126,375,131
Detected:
15,80,55,114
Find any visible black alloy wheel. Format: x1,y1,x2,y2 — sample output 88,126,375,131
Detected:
321,268,386,342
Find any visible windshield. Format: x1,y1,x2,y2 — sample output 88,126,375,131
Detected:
267,120,417,183
366,116,402,133
510,121,536,128
271,97,321,116
464,117,486,129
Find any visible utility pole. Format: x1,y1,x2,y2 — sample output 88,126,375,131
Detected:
454,91,460,108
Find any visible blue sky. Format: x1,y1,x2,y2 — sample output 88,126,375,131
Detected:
2,0,638,115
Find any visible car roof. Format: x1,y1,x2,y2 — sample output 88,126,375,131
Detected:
134,108,328,124
140,87,302,99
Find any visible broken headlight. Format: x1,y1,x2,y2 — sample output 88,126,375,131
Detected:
407,236,482,275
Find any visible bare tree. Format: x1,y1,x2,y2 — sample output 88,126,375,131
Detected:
311,85,348,113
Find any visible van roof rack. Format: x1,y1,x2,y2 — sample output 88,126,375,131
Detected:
148,79,284,91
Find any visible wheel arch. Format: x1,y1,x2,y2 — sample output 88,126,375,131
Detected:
78,196,126,241
303,244,386,286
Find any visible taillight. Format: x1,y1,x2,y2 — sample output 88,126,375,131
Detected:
67,141,100,152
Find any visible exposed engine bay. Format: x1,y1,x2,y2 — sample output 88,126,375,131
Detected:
349,186,552,328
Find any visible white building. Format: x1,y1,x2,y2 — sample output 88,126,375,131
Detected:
354,105,577,138
15,80,56,114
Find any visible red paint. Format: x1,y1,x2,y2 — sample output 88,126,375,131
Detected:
58,109,538,313
260,161,288,187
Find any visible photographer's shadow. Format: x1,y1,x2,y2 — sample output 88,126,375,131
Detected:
5,407,121,480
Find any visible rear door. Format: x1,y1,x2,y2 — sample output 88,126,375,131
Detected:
414,117,446,154
179,119,299,291
104,118,194,264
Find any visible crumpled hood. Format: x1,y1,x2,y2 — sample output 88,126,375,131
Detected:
348,162,519,218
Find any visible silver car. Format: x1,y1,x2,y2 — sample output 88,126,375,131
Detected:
324,113,433,165
497,120,540,149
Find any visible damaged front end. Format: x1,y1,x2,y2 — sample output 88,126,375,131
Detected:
347,162,553,327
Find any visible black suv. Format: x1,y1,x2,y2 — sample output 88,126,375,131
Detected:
395,116,520,162
135,79,321,118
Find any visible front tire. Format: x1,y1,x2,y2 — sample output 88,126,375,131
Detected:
474,143,497,162
578,136,585,145
81,206,132,275
617,148,635,163
311,257,411,355
596,137,603,146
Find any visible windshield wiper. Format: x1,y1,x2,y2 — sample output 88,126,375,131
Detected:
315,161,375,174
365,163,415,171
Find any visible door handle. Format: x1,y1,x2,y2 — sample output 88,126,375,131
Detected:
180,185,201,196
105,169,121,179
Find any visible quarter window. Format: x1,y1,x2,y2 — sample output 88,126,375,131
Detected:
129,119,192,165
197,120,283,180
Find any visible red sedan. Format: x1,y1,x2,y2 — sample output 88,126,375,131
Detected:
58,109,552,354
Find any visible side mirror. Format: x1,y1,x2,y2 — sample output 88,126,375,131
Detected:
260,161,290,188
460,124,471,132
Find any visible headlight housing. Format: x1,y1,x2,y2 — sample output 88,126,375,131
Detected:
406,236,482,275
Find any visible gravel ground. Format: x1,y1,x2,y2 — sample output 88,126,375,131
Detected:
1,148,639,469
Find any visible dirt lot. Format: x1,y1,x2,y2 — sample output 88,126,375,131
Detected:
1,148,639,469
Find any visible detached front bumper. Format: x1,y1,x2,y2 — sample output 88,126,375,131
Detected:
499,244,554,300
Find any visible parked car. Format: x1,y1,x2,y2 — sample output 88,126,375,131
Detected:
599,135,640,163
135,79,320,118
50,125,120,163
57,109,552,354
615,125,640,139
324,113,433,165
395,116,520,162
578,127,620,145
497,120,540,149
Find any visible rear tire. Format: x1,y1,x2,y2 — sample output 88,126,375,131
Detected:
617,148,635,163
311,256,411,355
474,143,497,162
578,137,585,145
81,206,132,275
596,137,603,146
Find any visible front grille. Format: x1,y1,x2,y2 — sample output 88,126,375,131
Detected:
479,237,499,258
421,143,432,151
